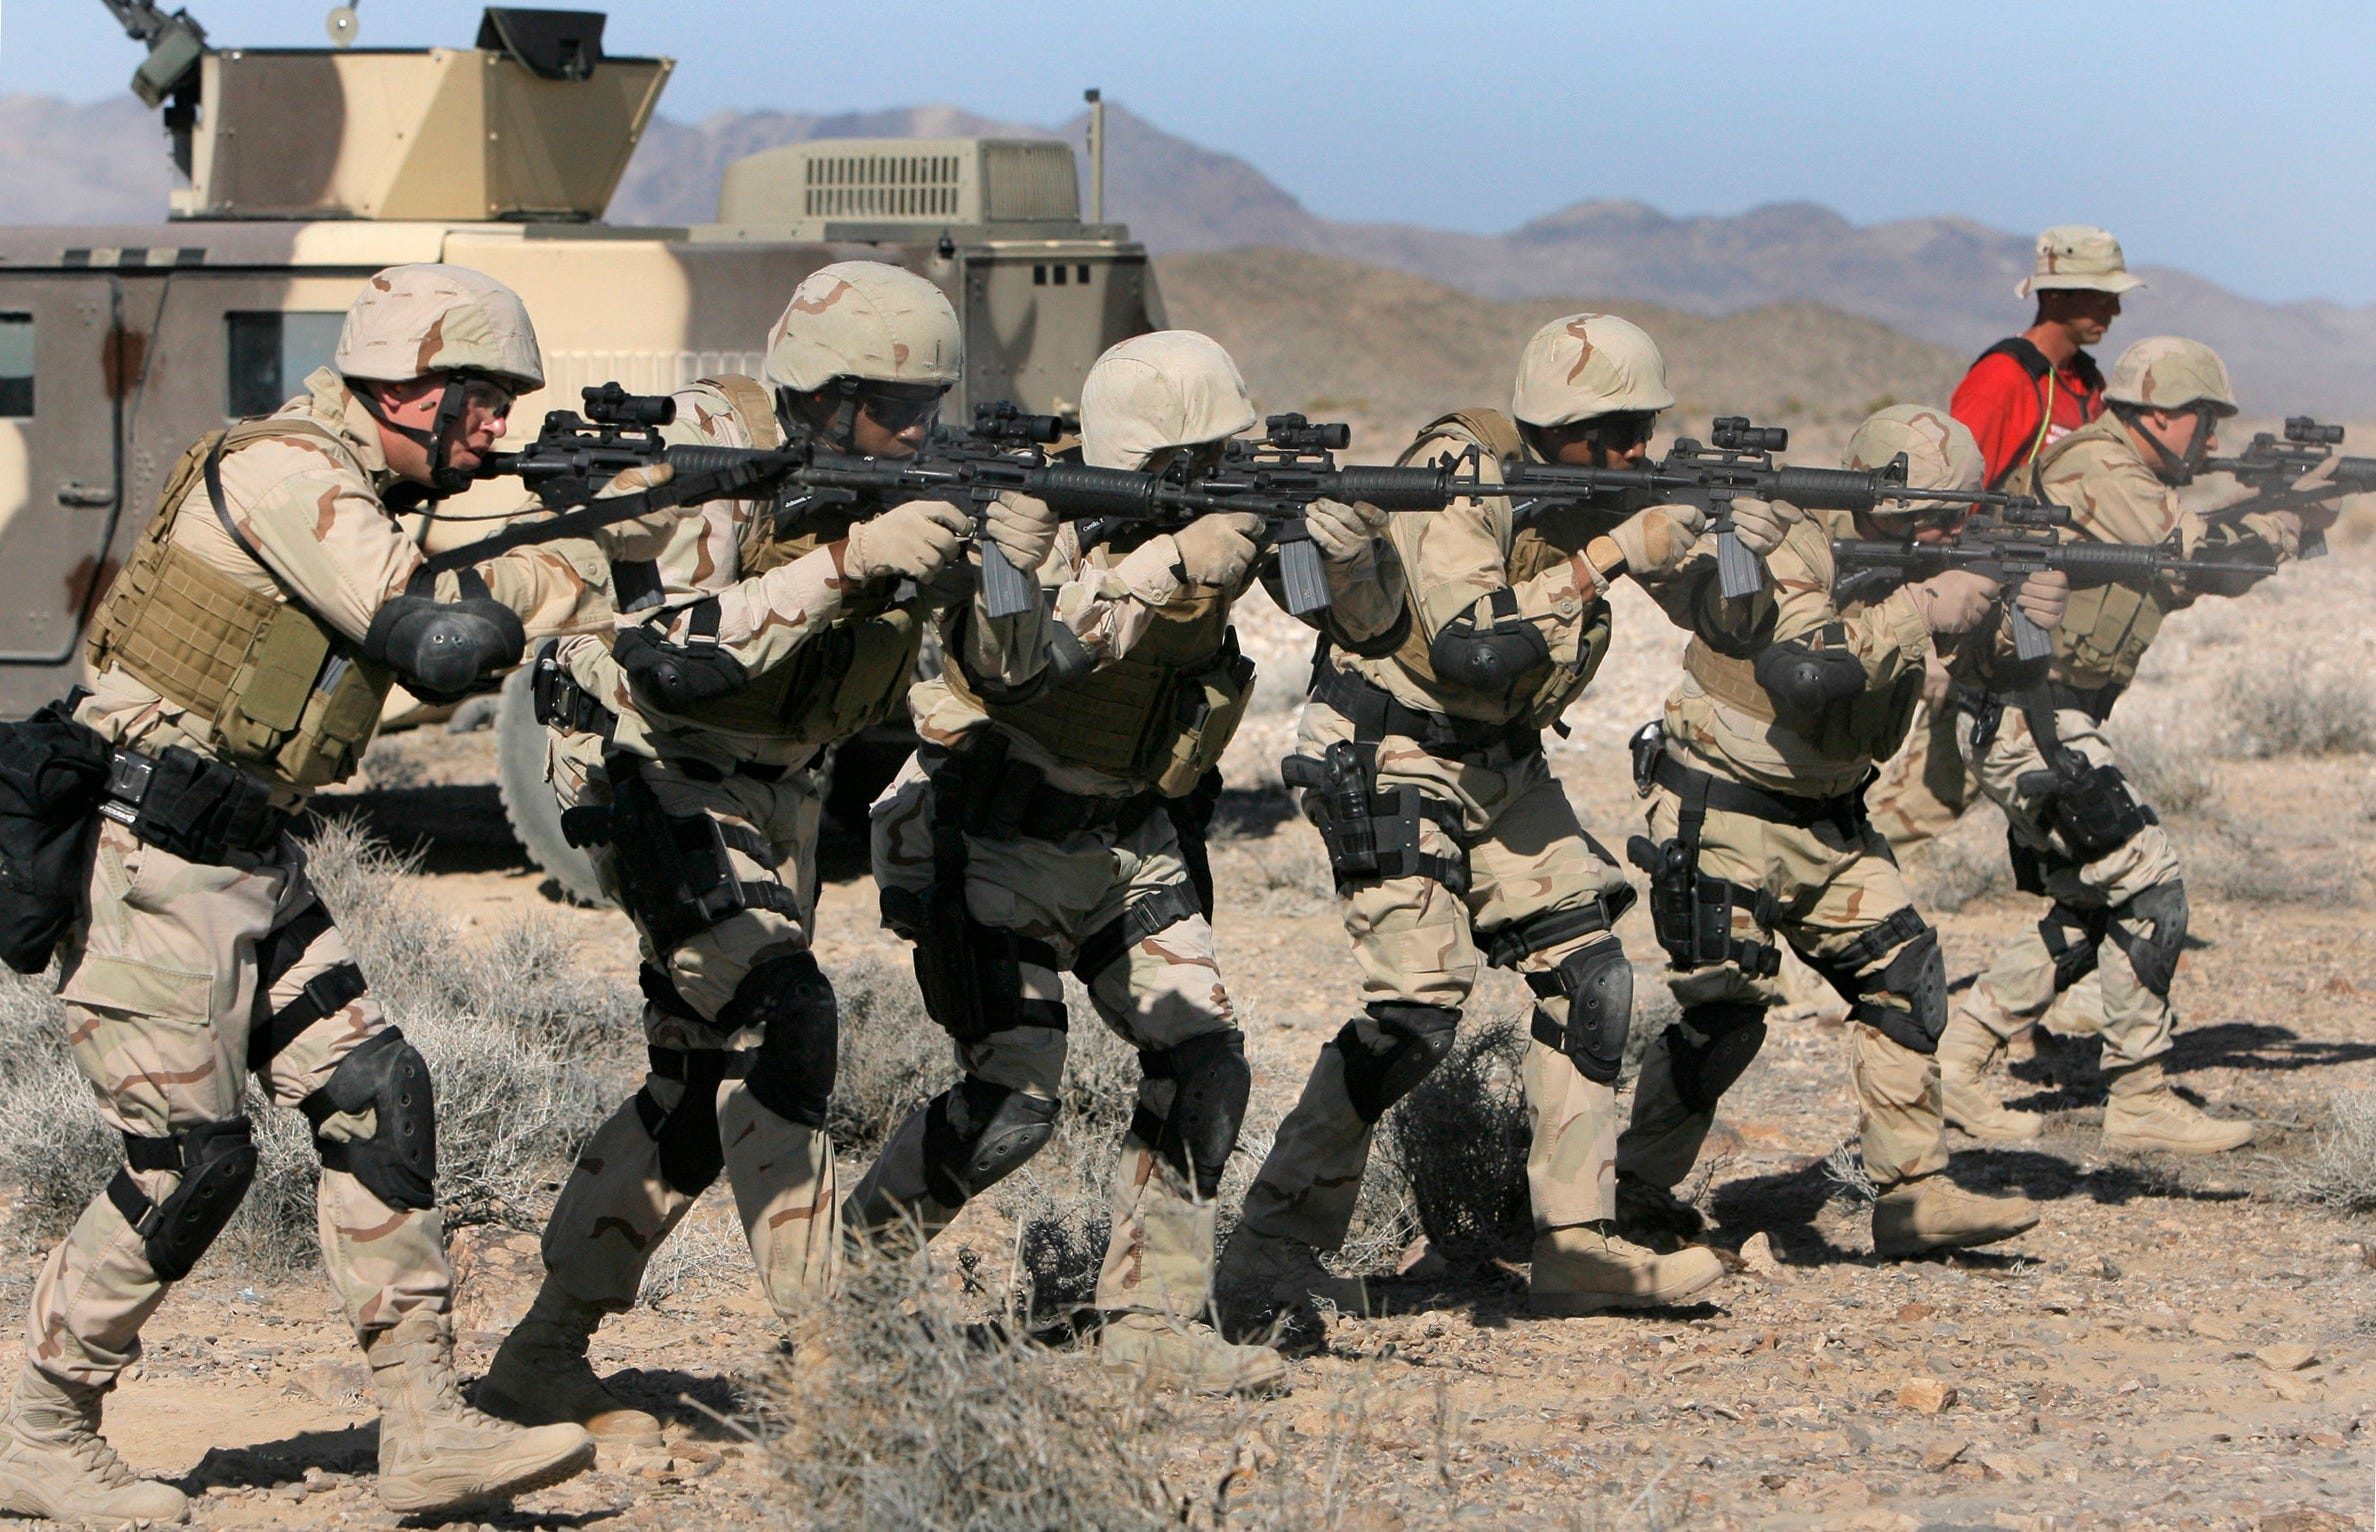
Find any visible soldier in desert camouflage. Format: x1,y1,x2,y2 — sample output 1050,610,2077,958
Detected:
477,262,1060,1438
0,264,628,1524
1220,314,1734,1321
1610,406,2053,1260
851,330,1401,1393
1938,337,2325,1154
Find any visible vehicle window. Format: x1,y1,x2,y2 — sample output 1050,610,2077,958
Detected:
225,311,345,417
0,314,31,418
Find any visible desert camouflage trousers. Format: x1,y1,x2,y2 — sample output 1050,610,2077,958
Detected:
1239,701,1634,1252
865,749,1239,1321
29,820,444,1387
1615,782,1949,1193
535,743,839,1319
1956,704,2181,1071
1867,699,1978,857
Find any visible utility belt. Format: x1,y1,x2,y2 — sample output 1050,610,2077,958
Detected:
561,755,801,953
99,743,291,864
1312,665,1539,764
1624,724,1782,977
529,641,617,741
2047,679,2125,724
931,730,1162,845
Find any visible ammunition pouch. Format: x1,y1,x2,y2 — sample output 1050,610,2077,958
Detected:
0,702,112,974
1282,739,1469,896
99,744,290,866
529,641,617,739
601,761,800,954
106,1118,259,1283
666,596,923,746
633,1045,748,1197
969,607,1249,792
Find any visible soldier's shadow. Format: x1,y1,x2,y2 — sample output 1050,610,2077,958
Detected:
1950,1146,2251,1208
180,1424,379,1492
2169,1020,2376,1074
1705,1156,1863,1267
602,1367,749,1443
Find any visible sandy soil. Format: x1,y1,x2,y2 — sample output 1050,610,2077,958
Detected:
17,550,2374,1531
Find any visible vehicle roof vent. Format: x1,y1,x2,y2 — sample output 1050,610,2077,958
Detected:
717,138,1080,234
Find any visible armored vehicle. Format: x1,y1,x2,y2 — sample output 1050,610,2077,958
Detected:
5,3,1162,895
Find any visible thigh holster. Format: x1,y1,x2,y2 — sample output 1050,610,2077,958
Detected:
1282,740,1469,897
2024,759,2157,861
107,1118,259,1283
598,761,799,954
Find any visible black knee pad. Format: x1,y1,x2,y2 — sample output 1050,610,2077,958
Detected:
1851,928,1950,1055
920,1077,1059,1210
2109,881,2188,998
1666,1002,1769,1114
106,1119,259,1283
2039,900,2110,993
1334,1001,1460,1123
1525,941,1634,1085
632,1048,736,1197
304,1029,437,1212
718,950,838,1129
1135,1029,1251,1199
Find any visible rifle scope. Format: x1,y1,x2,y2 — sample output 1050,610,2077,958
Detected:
1711,417,1789,453
972,400,1064,446
581,383,675,430
1264,413,1352,453
2285,417,2346,446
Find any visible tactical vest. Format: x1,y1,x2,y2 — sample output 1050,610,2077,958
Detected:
647,376,925,745
951,581,1249,796
1386,409,1612,727
2036,423,2172,692
84,419,394,790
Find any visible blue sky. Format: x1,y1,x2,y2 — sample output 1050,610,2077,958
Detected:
7,0,2372,306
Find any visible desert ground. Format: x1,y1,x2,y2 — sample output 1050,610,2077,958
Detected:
0,518,2362,1532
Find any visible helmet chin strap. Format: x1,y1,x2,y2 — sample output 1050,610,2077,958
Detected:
354,372,477,499
2116,402,2214,486
773,381,862,452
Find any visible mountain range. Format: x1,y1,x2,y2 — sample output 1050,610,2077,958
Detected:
3,91,2367,415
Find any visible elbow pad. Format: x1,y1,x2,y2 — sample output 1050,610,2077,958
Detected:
611,623,750,715
1426,589,1550,694
1751,633,1867,722
360,584,526,703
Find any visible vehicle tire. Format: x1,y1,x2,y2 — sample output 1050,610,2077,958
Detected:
494,667,606,907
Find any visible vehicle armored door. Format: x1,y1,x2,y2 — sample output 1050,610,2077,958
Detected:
0,275,125,700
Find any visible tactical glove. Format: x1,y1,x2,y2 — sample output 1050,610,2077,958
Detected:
1602,501,1710,577
1172,512,1265,588
845,498,968,583
1305,497,1388,567
2012,569,2069,632
981,491,1059,579
1725,497,1801,558
1906,569,2000,635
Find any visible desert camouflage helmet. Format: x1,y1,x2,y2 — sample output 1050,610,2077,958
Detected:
1845,404,1984,495
1078,330,1258,470
1511,312,1675,429
2017,225,2145,300
2104,336,2237,415
333,263,544,392
762,260,963,393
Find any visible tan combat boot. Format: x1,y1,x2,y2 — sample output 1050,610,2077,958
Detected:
1217,1230,1369,1321
1612,1171,1707,1250
477,1284,663,1448
1097,1313,1287,1395
2101,1059,2255,1155
1938,1012,2044,1141
367,1311,596,1515
1527,1224,1724,1315
0,1363,188,1525
1871,1174,2039,1258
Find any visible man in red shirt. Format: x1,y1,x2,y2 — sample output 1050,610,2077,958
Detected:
1872,225,2148,863
1951,225,2143,492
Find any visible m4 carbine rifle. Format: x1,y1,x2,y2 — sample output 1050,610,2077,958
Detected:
1832,513,2275,662
1501,418,2043,599
2201,416,2376,560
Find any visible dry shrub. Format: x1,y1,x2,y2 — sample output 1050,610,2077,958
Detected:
829,954,945,1160
0,818,626,1273
760,1242,1171,1532
2216,651,2376,759
2281,1088,2376,1215
1902,800,2014,913
1382,1011,1532,1266
2108,709,2219,816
